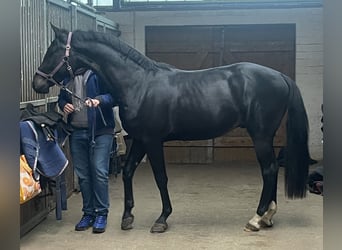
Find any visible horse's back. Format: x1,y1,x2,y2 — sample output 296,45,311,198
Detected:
168,62,290,115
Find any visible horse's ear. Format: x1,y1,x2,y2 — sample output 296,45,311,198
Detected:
50,23,61,37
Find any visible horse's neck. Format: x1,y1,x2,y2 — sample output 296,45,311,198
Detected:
80,47,141,84
75,41,147,104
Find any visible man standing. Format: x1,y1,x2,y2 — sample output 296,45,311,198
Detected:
58,68,115,233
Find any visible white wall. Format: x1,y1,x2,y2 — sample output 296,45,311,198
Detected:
104,7,323,159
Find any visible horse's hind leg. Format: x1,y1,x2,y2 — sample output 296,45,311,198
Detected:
245,136,279,232
121,139,146,230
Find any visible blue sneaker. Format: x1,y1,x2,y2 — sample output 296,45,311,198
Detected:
93,215,107,233
75,215,95,231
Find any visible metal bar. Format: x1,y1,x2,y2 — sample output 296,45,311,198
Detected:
97,1,322,12
96,14,118,27
47,0,70,9
20,97,59,109
75,4,97,16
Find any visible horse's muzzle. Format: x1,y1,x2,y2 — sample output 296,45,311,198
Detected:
32,74,52,94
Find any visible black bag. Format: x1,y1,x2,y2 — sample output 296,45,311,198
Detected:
307,166,323,195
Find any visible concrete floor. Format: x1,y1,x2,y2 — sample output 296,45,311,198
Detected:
20,162,323,250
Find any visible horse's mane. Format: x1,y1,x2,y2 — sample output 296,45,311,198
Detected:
72,29,174,71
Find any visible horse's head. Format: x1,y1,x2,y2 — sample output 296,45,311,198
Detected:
32,24,75,93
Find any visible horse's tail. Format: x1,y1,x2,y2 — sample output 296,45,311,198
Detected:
283,74,309,199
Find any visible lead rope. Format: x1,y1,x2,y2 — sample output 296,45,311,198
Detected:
84,97,96,148
88,100,107,149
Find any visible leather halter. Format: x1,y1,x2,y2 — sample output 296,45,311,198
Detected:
35,32,85,102
35,32,74,86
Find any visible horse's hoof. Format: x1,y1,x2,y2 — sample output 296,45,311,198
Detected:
150,222,168,233
121,216,134,230
260,201,276,228
244,222,260,232
260,219,273,228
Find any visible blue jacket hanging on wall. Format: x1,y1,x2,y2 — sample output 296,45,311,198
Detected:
20,120,68,181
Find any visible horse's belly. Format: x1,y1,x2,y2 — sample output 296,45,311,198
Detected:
167,118,239,141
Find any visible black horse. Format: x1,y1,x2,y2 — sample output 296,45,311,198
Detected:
32,25,309,233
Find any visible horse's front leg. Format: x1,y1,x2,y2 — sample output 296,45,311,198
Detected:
121,139,146,230
144,140,172,233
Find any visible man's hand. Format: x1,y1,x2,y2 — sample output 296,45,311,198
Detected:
63,103,75,114
85,98,100,107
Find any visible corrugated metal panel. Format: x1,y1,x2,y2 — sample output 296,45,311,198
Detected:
77,9,96,30
20,0,47,103
47,1,72,33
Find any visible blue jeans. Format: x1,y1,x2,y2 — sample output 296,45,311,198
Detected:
70,129,113,216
